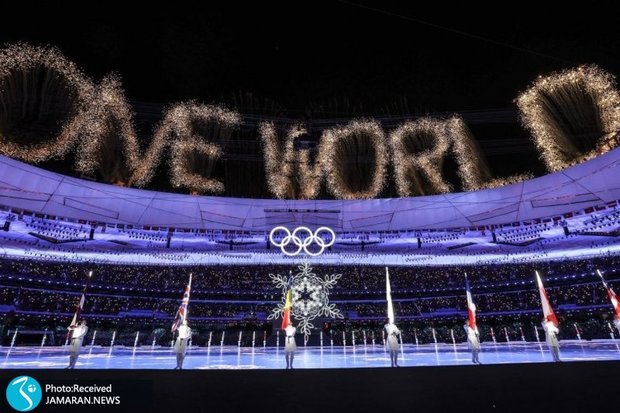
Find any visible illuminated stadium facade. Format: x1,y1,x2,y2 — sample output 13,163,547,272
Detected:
1,145,620,266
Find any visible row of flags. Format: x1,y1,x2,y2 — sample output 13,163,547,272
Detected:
67,268,620,333
534,269,620,328
386,268,620,329
66,271,194,334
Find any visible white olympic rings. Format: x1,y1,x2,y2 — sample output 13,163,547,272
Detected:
269,226,336,256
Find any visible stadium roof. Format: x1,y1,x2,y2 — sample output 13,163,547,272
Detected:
0,149,619,232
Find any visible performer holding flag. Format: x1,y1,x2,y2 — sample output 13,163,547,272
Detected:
596,269,620,335
384,267,401,367
172,273,192,370
464,274,481,364
66,270,92,369
536,271,561,362
283,271,296,369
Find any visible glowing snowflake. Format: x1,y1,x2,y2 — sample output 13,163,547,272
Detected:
268,262,343,338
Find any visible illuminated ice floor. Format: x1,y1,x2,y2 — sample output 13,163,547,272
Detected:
2,340,620,370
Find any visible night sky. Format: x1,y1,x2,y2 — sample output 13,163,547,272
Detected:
4,2,618,111
2,2,619,194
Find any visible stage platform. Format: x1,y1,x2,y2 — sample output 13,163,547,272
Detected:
0,348,617,412
2,340,620,370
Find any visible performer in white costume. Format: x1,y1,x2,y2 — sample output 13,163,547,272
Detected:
174,320,192,370
66,319,88,369
384,321,401,367
464,323,481,364
284,322,297,369
614,317,620,336
542,318,561,362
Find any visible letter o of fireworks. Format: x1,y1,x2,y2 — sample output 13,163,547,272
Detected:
517,65,620,172
0,43,95,162
319,120,388,200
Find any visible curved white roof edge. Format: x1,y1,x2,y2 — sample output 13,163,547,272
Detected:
0,149,619,232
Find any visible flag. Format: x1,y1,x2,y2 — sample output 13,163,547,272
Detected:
69,270,92,327
536,271,558,327
465,274,477,330
66,270,92,342
171,273,192,332
69,293,86,328
597,270,620,318
281,289,292,330
281,272,293,329
386,267,394,324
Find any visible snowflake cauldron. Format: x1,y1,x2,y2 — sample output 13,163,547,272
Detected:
268,262,343,338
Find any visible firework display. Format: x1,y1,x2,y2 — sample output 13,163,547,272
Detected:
0,43,95,162
447,116,493,191
390,118,451,197
1,43,620,198
4,10,620,412
168,103,241,194
75,75,139,185
448,116,533,190
259,122,318,199
319,120,388,199
129,105,182,188
517,65,620,172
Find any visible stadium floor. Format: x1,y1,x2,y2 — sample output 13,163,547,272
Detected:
2,340,620,369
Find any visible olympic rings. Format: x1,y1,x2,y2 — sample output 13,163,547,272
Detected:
269,226,336,256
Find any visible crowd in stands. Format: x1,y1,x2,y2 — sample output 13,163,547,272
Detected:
3,254,620,292
1,255,620,346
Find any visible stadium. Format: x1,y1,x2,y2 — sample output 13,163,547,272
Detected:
2,138,620,363
1,4,620,412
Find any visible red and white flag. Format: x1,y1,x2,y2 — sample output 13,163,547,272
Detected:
172,273,192,332
597,270,620,318
536,271,558,327
465,274,477,331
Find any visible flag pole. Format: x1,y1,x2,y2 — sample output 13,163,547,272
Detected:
172,273,193,333
183,273,192,324
386,267,394,324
